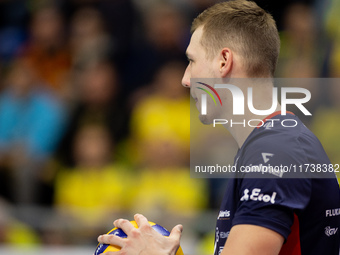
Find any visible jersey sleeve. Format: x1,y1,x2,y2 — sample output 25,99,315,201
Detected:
232,131,312,240
232,177,311,239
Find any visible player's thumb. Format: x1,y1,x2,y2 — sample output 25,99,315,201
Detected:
170,224,183,241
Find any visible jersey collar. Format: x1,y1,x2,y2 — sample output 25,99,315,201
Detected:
256,111,295,129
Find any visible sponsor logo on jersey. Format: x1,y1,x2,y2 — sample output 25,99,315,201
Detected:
217,210,230,219
262,153,274,163
240,188,277,204
325,226,338,237
263,121,273,130
220,231,229,239
234,156,240,168
214,227,219,255
326,208,340,217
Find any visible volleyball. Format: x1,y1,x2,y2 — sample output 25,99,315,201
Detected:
94,221,184,255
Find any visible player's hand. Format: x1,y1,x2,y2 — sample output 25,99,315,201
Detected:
97,213,183,255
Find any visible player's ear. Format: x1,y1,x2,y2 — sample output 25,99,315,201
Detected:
219,48,232,77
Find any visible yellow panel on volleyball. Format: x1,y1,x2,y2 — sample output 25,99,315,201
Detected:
95,221,184,255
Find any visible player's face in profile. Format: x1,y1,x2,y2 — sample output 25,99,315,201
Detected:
182,26,220,124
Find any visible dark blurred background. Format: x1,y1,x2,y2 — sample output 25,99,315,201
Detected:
0,0,339,254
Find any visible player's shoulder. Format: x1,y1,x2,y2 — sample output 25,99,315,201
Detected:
244,114,318,154
237,114,330,176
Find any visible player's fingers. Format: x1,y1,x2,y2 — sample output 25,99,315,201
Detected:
169,224,183,241
134,213,149,228
98,234,125,248
99,252,123,255
114,219,135,235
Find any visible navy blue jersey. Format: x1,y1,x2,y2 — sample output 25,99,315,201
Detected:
214,112,340,255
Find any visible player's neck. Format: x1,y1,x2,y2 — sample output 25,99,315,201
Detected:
227,102,281,148
223,79,281,148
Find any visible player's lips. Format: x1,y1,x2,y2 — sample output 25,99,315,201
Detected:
193,97,199,108
191,93,198,102
190,92,199,106
193,97,200,109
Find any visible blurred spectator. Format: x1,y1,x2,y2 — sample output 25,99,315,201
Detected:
186,0,222,19
54,123,131,226
95,0,138,65
276,3,321,77
18,4,71,95
0,0,29,65
60,0,137,64
311,83,340,181
0,198,40,246
122,2,189,96
130,163,208,217
69,6,114,71
324,0,340,76
56,61,128,167
127,61,207,216
0,57,67,204
253,0,315,31
128,61,190,165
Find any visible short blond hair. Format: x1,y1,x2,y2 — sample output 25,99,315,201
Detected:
191,0,280,77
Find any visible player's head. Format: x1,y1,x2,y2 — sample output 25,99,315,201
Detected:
182,0,280,87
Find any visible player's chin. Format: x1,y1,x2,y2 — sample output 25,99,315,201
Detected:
198,114,213,125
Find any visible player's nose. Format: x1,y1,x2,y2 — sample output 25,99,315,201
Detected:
182,66,190,88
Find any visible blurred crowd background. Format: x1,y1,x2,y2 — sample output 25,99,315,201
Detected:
0,0,339,254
